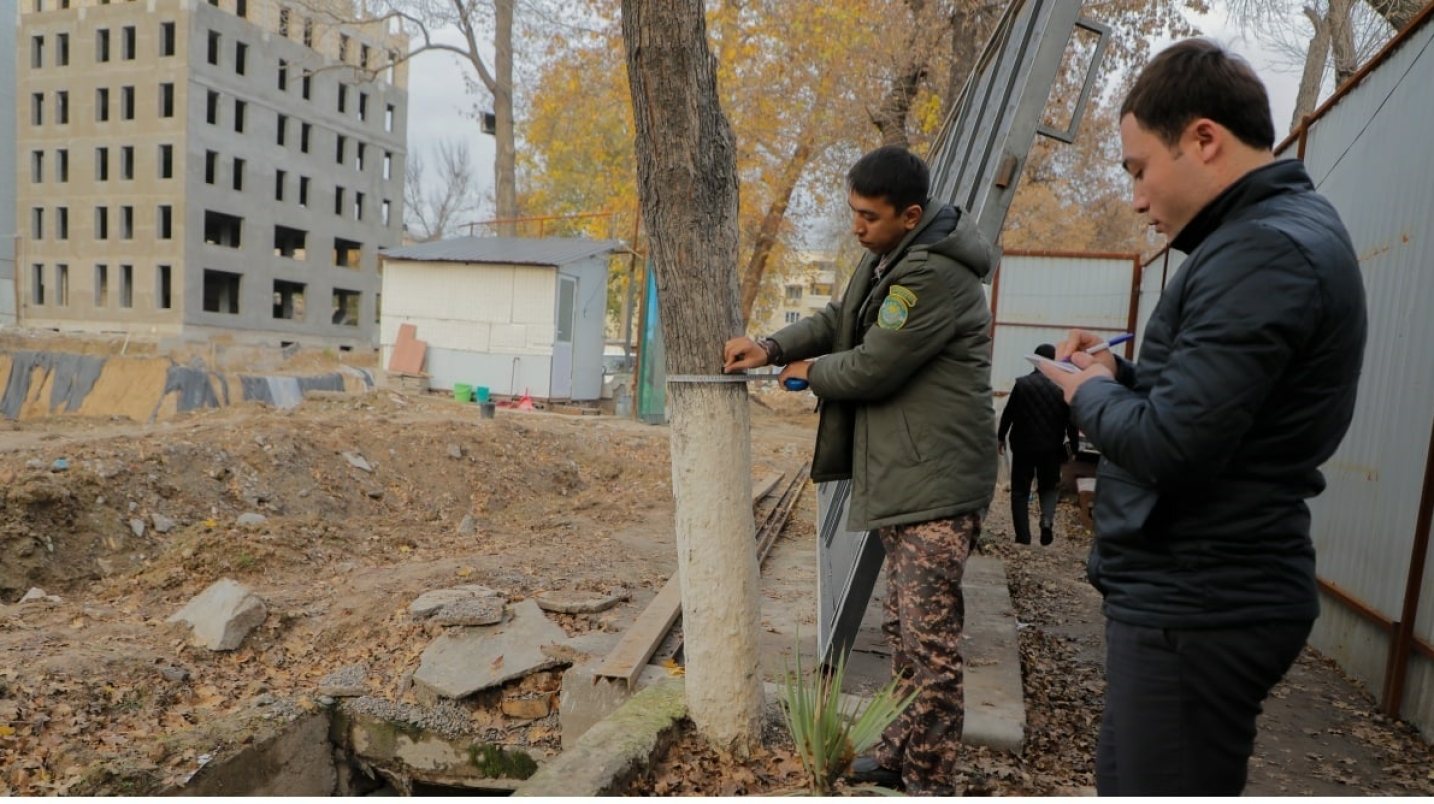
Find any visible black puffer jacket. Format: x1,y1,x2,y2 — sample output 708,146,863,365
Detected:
999,370,1078,457
1072,159,1366,629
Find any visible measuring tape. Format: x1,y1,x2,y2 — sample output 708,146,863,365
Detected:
666,374,809,391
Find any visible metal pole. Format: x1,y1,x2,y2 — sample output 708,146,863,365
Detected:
1381,414,1434,716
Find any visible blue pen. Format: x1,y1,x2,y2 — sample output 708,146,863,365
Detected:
1062,332,1134,363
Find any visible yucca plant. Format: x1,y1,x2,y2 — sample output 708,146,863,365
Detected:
779,642,919,796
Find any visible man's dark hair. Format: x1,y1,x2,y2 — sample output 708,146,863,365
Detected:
1121,38,1275,151
848,145,929,214
1035,343,1056,360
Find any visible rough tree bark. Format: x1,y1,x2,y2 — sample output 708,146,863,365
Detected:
739,136,814,328
1366,0,1423,31
1328,0,1359,86
620,0,765,754
1291,5,1333,129
492,0,517,234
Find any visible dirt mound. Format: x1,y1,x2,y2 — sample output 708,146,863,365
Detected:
0,387,818,795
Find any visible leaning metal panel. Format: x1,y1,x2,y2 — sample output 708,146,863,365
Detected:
929,1,1110,249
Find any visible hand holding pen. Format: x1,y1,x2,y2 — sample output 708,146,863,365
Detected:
1036,330,1131,403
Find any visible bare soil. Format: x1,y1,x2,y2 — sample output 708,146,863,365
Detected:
1,375,1431,796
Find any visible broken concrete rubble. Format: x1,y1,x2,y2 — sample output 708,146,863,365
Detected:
412,599,568,702
431,598,505,626
168,578,267,651
534,589,627,614
317,663,369,698
408,585,504,620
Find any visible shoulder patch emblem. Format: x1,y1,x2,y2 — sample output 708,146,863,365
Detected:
878,296,910,330
889,285,917,307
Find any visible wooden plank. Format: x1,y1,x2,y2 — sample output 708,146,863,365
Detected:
593,472,786,685
592,577,683,686
752,473,782,504
388,323,427,374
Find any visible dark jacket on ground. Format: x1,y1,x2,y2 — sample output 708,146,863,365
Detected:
770,203,998,531
1072,159,1366,629
1000,370,1079,457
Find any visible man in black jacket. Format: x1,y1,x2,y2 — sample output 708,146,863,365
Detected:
998,343,1078,545
1039,39,1366,796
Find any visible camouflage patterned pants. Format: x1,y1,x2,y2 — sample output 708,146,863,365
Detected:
873,512,980,795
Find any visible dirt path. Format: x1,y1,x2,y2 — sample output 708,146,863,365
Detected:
945,497,1434,796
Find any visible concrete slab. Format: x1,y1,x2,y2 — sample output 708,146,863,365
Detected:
962,555,1026,752
412,599,567,700
514,678,686,797
558,661,675,747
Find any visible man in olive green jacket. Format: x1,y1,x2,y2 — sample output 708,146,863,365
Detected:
725,146,997,794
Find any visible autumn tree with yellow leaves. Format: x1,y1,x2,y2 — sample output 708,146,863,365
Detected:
522,1,1208,325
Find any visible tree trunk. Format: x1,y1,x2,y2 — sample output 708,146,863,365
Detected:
739,136,815,328
621,0,765,755
943,2,999,124
1291,5,1331,132
494,0,518,233
1364,0,1423,32
1329,0,1359,87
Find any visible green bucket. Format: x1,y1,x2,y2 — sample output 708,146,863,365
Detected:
453,383,474,402
475,386,491,403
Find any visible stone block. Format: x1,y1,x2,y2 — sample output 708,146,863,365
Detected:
557,661,673,747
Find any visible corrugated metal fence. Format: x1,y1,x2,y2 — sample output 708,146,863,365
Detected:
990,250,1142,395
1279,5,1434,741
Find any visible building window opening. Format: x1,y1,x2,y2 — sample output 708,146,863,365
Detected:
203,210,243,248
333,237,361,269
203,270,242,314
331,288,360,326
95,264,109,307
273,280,306,320
157,265,173,309
120,264,134,308
274,225,307,259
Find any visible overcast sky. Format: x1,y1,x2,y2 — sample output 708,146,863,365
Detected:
401,6,1305,229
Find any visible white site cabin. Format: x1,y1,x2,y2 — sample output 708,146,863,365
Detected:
379,237,622,401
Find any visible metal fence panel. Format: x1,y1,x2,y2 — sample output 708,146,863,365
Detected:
1280,18,1434,734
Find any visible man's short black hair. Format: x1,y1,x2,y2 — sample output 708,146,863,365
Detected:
1121,38,1275,151
1035,343,1056,360
848,145,930,214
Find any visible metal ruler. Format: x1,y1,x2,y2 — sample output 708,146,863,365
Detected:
666,373,780,383
667,374,808,390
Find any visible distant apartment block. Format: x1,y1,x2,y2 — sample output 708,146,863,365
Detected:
16,0,408,347
1,0,18,325
750,250,841,338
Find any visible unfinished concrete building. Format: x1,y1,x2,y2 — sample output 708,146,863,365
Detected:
15,0,408,348
1,0,18,325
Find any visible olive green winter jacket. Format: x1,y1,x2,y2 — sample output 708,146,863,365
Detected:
770,203,998,531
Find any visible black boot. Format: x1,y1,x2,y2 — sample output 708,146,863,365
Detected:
846,756,903,788
1040,523,1054,545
